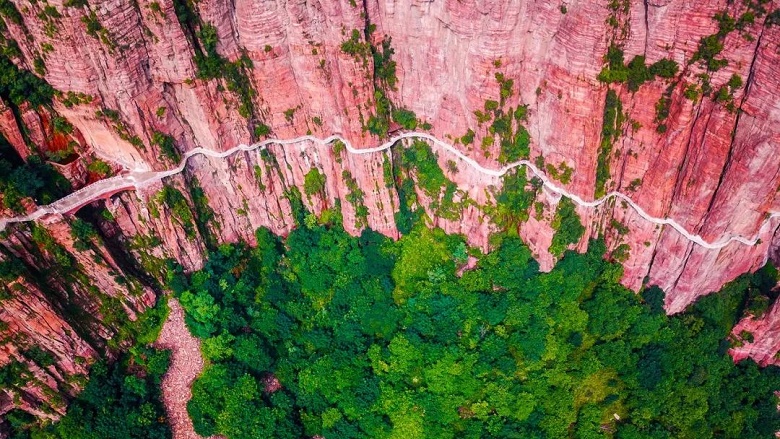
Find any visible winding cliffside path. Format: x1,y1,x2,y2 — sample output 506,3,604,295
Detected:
1,132,778,250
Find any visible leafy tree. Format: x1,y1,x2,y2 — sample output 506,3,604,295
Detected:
70,218,98,251
391,108,417,130
549,198,585,256
0,143,71,211
303,168,326,197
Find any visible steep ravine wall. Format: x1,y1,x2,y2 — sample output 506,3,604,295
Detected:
0,0,780,422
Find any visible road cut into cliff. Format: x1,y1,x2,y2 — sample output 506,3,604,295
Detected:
2,132,778,252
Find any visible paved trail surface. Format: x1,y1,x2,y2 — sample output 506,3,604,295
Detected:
1,133,777,249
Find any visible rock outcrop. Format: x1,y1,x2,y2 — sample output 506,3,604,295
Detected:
0,0,779,421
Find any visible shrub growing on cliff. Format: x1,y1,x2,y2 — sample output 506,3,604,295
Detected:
460,128,475,145
400,140,449,198
303,168,326,197
0,0,22,25
70,218,97,251
728,73,744,90
768,9,780,26
0,361,30,393
691,34,728,71
0,147,71,211
81,12,104,38
597,45,679,91
365,114,389,137
87,159,111,177
373,37,398,90
490,168,536,231
157,186,196,238
169,1,257,122
64,0,89,7
193,24,224,78
254,123,271,138
391,108,417,130
152,131,180,163
649,58,680,78
595,89,623,197
548,197,585,256
340,29,370,58
499,125,530,163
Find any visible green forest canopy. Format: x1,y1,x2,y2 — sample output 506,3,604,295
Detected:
8,210,779,438
165,218,780,439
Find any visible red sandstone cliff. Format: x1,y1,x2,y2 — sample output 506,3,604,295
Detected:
1,0,780,420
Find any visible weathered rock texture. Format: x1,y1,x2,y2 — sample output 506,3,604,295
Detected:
731,295,780,367
0,215,157,424
1,0,780,421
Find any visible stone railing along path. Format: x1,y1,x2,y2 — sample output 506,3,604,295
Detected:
1,132,778,250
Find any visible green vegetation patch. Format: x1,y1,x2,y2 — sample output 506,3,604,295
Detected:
152,131,180,163
0,55,54,107
399,140,450,198
546,161,573,185
168,222,780,439
341,170,368,228
688,10,762,73
156,185,196,238
0,0,23,25
769,9,780,26
87,159,111,178
304,168,326,197
391,139,468,223
675,7,769,115
391,108,417,130
188,177,218,250
549,198,585,256
0,139,71,212
597,45,679,92
470,73,531,163
340,25,420,137
595,89,624,198
70,218,98,251
486,167,539,233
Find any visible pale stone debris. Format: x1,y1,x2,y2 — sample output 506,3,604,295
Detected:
153,298,223,439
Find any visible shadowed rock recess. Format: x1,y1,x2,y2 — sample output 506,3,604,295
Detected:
0,0,779,429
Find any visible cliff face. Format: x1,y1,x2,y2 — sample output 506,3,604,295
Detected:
1,0,780,420
0,217,156,421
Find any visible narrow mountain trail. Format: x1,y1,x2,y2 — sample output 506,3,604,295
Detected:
1,132,777,250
